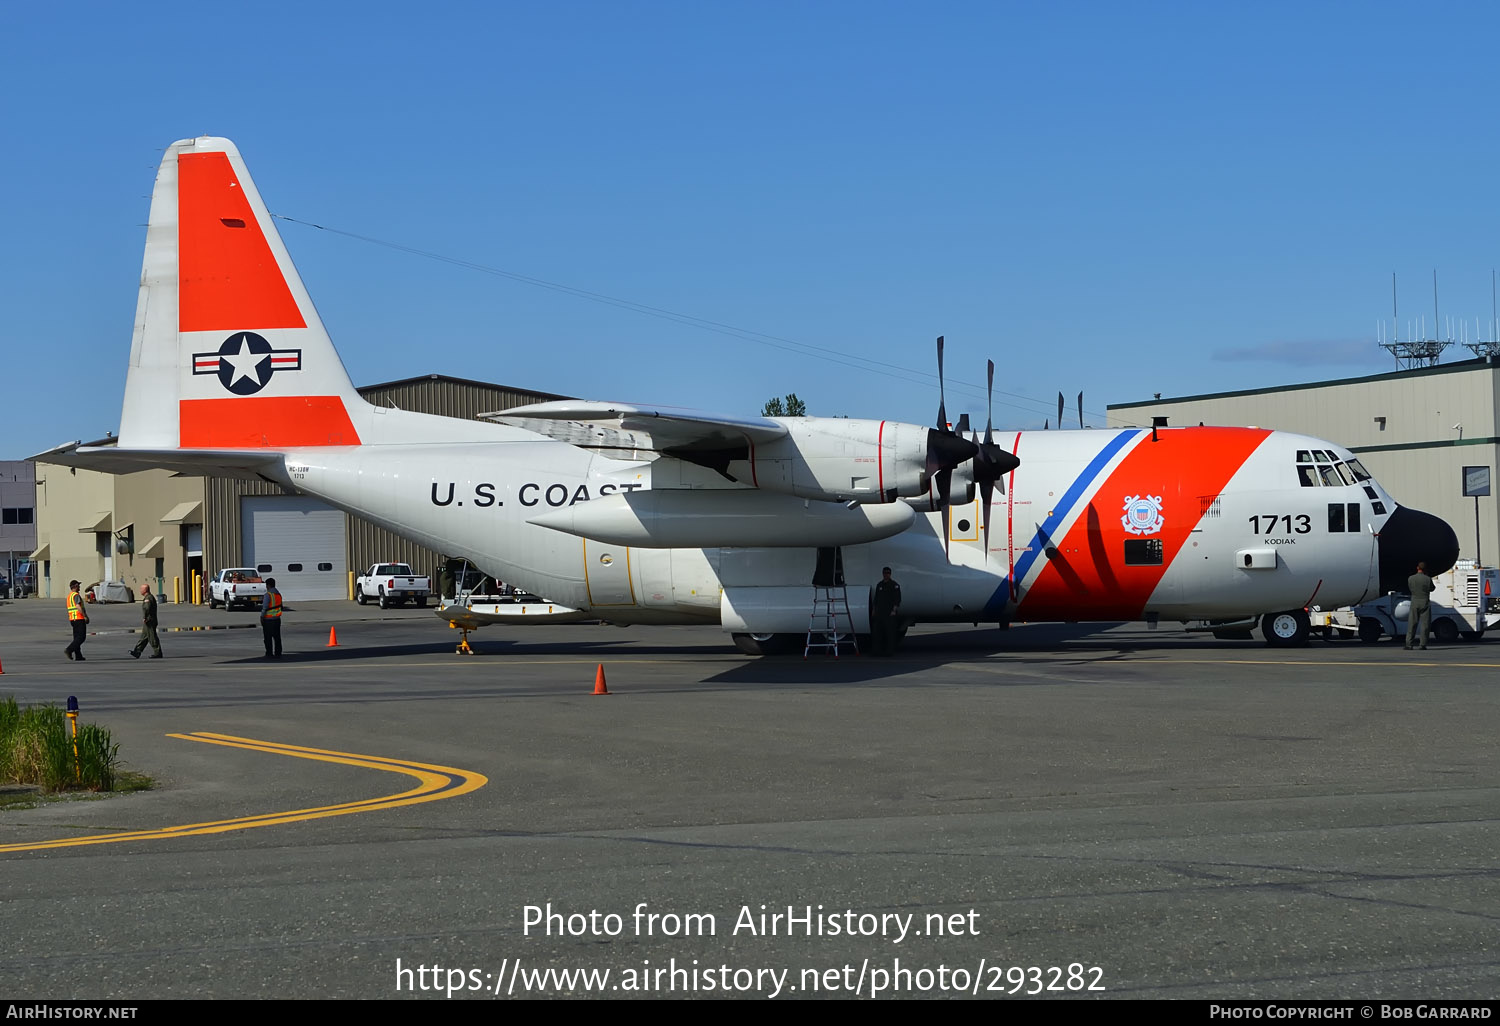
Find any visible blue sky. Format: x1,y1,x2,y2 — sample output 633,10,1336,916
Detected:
6,2,1500,458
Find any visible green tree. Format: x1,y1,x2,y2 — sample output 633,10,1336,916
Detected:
761,393,807,417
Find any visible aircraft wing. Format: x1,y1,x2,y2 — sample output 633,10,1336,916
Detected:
481,400,788,454
32,441,285,480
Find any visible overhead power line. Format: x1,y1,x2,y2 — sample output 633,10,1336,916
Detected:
272,213,1109,423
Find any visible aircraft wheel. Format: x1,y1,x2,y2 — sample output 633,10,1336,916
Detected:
731,632,796,656
1358,618,1385,644
1432,619,1460,644
1262,610,1310,647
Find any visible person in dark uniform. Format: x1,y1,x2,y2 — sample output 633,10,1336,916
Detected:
1405,561,1434,650
871,566,902,656
130,584,163,658
64,579,90,661
260,577,284,658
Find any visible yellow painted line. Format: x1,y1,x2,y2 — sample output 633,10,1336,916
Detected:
0,732,486,854
1131,657,1500,669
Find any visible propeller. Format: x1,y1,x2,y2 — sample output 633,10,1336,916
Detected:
1077,391,1084,429
1057,392,1065,430
926,337,979,557
970,359,1020,559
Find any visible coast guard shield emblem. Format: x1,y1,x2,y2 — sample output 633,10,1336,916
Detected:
1121,494,1165,536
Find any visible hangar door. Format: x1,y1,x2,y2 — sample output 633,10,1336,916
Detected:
241,496,348,601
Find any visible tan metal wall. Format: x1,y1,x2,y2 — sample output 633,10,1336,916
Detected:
34,466,204,600
1108,358,1500,564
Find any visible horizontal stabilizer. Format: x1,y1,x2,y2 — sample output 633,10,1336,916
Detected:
437,601,592,628
33,441,283,480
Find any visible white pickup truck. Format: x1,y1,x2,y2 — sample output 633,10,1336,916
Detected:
356,563,432,608
208,568,267,610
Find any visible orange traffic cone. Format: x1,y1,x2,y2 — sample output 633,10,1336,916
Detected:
593,663,609,695
327,626,339,647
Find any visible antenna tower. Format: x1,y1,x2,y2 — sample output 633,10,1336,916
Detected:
1379,271,1451,370
1462,269,1500,359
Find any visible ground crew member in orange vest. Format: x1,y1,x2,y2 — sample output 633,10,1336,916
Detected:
260,577,283,658
64,579,90,661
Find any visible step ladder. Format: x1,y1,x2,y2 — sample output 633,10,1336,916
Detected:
804,585,859,658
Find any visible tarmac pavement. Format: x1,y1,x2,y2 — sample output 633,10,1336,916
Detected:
0,595,1497,1000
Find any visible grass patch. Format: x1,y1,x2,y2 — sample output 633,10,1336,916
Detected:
0,696,150,795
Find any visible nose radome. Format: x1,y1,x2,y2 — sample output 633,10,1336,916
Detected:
1378,505,1460,593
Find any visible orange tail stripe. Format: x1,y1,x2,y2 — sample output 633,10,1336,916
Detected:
178,151,306,332
179,397,361,448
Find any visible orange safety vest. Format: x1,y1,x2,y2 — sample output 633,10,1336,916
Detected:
67,591,86,621
264,592,283,618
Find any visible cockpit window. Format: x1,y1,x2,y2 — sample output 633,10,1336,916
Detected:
1318,465,1342,487
1335,462,1357,486
1313,450,1331,463
1345,458,1372,482
1298,465,1318,487
1296,450,1311,462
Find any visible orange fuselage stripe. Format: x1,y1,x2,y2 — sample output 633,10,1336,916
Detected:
1018,427,1270,620
178,151,306,332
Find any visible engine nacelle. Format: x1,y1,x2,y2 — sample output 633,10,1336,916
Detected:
902,461,976,511
723,418,930,503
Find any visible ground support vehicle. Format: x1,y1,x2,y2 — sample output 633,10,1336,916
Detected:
208,569,267,610
356,563,432,608
1311,562,1500,643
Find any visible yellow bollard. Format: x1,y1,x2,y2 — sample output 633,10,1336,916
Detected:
347,570,355,601
66,696,79,782
173,575,181,604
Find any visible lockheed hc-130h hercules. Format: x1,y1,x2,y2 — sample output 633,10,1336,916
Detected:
37,138,1460,652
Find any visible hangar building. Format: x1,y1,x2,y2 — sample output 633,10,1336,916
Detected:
29,375,561,601
1107,357,1500,566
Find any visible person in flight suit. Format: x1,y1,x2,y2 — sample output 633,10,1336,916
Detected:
871,566,902,656
64,579,90,661
130,584,163,658
1405,561,1434,651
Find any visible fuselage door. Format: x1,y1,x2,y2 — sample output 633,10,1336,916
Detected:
583,539,637,607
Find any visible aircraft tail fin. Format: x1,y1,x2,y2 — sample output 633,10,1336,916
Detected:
118,137,368,451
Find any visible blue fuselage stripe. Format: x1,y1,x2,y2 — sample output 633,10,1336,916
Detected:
986,429,1142,614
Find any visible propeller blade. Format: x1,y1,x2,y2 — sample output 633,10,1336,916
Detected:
1078,391,1084,429
984,360,995,446
937,467,952,560
955,412,970,434
974,429,993,558
936,336,947,431
1044,419,1049,430
1057,392,1065,429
